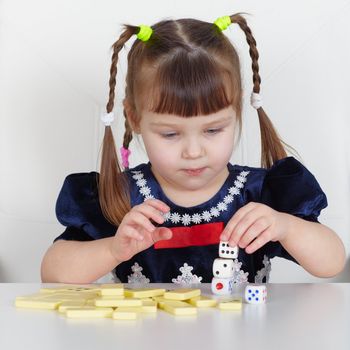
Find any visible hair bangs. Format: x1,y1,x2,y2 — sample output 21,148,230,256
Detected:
147,50,235,117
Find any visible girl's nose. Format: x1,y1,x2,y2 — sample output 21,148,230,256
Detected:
182,138,204,159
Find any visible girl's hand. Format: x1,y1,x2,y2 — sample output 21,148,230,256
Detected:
219,202,290,254
110,199,173,263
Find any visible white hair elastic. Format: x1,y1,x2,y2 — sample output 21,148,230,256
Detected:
251,92,263,109
101,112,114,126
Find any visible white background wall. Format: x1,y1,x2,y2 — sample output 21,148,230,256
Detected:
0,0,349,282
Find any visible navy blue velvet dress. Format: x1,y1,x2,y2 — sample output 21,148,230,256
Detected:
54,157,327,284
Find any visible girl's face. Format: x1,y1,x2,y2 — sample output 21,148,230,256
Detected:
133,105,236,193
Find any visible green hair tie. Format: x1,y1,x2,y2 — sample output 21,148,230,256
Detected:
214,16,231,31
137,25,153,42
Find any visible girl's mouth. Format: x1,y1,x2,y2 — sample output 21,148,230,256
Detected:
183,167,206,176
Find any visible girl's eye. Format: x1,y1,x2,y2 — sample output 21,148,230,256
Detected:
206,128,222,134
161,133,177,139
161,129,222,138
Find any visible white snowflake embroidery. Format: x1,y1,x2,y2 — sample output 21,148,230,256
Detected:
202,211,212,222
140,186,151,196
131,173,143,180
192,213,202,224
217,202,228,212
181,214,191,226
210,207,220,217
234,180,244,189
254,255,271,283
229,186,240,195
136,178,147,187
171,212,181,224
131,167,250,224
127,262,150,284
163,211,171,221
144,194,155,200
223,194,234,204
172,263,203,284
237,175,247,183
232,259,249,284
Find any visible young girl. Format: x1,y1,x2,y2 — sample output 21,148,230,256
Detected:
41,13,345,284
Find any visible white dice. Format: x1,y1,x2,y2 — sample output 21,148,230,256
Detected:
244,284,267,304
211,241,238,296
212,258,234,278
219,241,238,259
211,277,234,295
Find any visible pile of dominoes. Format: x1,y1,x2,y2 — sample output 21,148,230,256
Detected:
15,242,267,320
15,285,245,319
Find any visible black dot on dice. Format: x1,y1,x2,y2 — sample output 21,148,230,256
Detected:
231,251,234,254
221,250,225,253
224,264,227,267
216,271,219,275
226,250,229,254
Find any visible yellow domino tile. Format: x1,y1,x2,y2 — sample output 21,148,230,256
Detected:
40,285,99,294
188,295,217,308
85,299,97,306
164,289,201,301
58,301,86,313
152,296,167,309
35,293,90,303
98,284,124,296
39,287,64,294
112,307,142,320
16,293,49,300
93,296,125,307
15,298,62,310
124,288,166,298
218,298,243,311
163,301,197,316
95,297,142,308
141,300,158,313
65,307,113,318
63,286,100,293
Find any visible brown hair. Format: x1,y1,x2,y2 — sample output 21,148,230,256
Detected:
98,13,295,226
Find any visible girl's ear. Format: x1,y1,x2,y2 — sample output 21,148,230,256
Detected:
123,99,141,134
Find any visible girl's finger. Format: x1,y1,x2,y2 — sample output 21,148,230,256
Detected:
238,217,270,249
151,227,173,242
133,203,166,225
143,198,170,214
122,226,144,241
227,208,260,247
245,228,273,254
126,211,156,233
220,202,257,242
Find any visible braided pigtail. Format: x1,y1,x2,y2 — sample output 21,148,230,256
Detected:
98,25,140,226
229,13,294,168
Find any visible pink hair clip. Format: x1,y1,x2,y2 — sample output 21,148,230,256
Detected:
120,146,131,168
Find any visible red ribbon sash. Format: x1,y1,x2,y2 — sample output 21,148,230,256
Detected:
154,222,224,249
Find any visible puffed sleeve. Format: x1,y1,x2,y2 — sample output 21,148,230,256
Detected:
259,156,328,262
54,172,117,242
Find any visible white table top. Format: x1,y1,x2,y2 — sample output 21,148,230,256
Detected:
1,283,349,350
